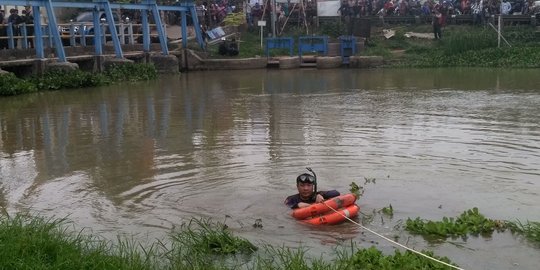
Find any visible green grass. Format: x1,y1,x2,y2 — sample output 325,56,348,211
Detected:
0,213,155,270
164,218,257,270
7,208,538,269
506,220,540,244
0,213,463,270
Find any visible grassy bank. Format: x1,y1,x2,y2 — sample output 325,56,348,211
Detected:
0,63,157,97
377,25,540,68
0,213,459,270
211,21,540,68
3,208,539,269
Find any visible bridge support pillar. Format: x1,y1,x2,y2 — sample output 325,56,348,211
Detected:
33,59,49,75
144,52,152,64
150,54,179,74
47,62,79,73
102,58,135,72
94,56,106,72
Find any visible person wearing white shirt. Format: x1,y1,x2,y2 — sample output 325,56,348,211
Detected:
501,0,512,14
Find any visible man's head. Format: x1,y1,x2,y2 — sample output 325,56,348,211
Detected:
296,173,315,199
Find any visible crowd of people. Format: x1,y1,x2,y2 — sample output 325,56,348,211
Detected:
0,6,34,49
337,0,540,18
2,0,539,50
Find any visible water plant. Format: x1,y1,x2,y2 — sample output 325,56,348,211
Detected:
405,207,506,239
349,181,364,199
103,63,157,82
30,69,108,90
0,63,157,97
505,220,540,244
381,204,394,217
0,73,37,96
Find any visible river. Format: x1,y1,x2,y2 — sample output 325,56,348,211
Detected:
1,68,539,269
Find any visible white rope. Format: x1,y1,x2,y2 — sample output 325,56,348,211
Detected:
323,202,465,270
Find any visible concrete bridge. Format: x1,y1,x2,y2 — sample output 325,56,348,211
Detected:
0,0,205,75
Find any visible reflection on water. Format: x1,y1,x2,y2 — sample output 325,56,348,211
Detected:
1,68,540,269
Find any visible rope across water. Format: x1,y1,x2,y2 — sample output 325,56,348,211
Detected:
322,201,465,270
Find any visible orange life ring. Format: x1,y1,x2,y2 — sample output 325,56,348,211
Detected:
303,204,360,225
291,193,357,220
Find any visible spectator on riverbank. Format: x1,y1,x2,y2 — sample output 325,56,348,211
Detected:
432,8,443,39
501,0,512,14
422,1,432,15
461,0,471,14
338,0,353,21
471,0,483,25
244,0,253,27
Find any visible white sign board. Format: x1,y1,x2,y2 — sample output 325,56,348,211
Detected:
317,0,341,17
258,20,266,26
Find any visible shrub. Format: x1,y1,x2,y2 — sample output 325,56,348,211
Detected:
30,69,108,90
0,73,37,96
104,63,157,82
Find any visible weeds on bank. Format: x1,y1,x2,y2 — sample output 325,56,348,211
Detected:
164,218,257,269
1,212,463,270
0,63,157,96
343,246,457,270
2,208,536,269
31,69,108,90
0,73,37,96
169,218,257,255
103,63,158,82
505,220,540,244
0,213,155,270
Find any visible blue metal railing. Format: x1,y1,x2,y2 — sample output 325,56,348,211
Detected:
0,0,204,62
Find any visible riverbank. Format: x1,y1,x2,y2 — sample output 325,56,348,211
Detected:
1,24,539,95
0,213,458,270
199,23,540,68
2,208,538,269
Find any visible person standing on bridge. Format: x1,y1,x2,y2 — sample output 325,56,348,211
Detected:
22,6,34,48
7,9,22,48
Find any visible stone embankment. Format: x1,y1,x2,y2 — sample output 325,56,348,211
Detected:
1,42,383,76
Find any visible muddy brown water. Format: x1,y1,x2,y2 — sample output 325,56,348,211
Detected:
1,68,539,269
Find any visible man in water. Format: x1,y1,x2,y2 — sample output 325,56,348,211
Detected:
284,172,340,209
